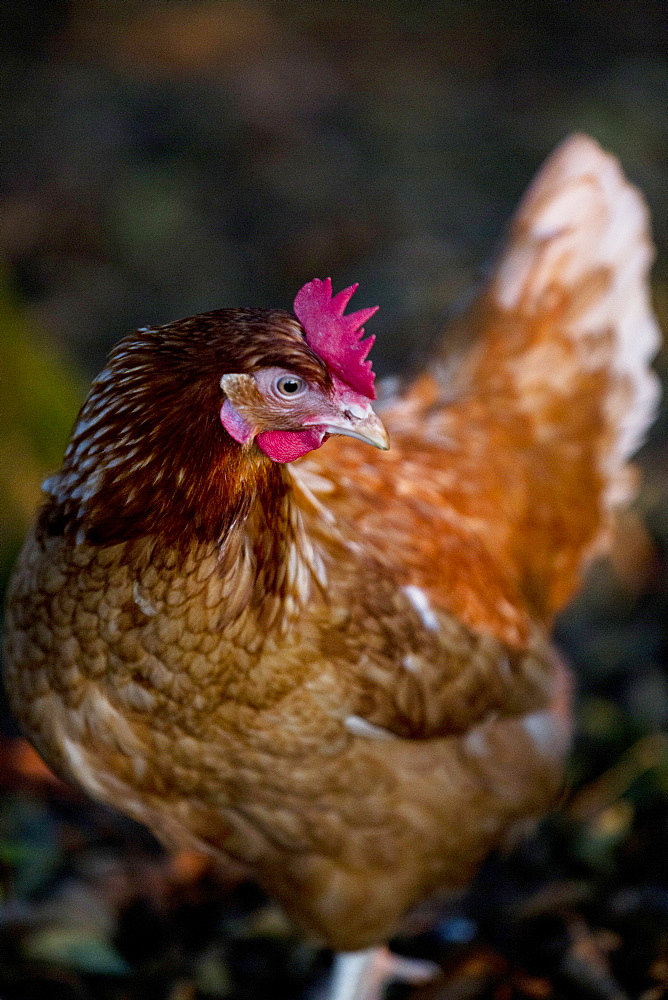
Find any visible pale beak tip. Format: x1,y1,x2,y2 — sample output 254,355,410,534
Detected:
361,411,390,451
323,410,390,451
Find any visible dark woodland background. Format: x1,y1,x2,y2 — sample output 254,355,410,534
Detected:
1,2,668,998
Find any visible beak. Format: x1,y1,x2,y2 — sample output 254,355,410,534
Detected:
322,408,390,451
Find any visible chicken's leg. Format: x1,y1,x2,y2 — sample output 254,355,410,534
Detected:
327,946,438,1000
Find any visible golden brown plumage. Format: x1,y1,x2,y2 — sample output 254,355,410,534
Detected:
4,135,661,952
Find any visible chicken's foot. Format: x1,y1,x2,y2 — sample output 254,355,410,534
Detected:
327,946,438,1000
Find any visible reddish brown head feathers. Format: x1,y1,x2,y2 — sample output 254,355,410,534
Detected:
39,281,383,546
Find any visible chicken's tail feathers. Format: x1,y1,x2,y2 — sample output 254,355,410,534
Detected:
401,135,663,623
486,133,661,508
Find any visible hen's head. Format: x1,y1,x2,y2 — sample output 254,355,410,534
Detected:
42,279,387,545
219,278,388,462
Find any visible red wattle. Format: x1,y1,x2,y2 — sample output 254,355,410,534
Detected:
256,428,326,463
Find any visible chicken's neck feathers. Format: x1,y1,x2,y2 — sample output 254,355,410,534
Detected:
39,306,334,552
41,426,331,637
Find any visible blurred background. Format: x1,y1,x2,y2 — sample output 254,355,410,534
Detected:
1,1,668,998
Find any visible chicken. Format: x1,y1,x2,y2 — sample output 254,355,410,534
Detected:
4,135,661,983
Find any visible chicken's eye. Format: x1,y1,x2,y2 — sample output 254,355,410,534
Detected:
275,375,306,397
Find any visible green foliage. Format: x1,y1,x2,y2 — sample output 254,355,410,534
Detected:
0,273,84,587
0,795,60,898
23,927,130,976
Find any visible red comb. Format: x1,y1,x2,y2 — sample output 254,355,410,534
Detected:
293,278,379,398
